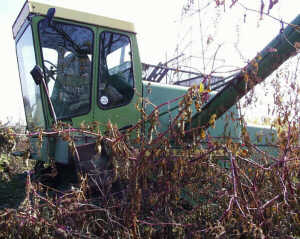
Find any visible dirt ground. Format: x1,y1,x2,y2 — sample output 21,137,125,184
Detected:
0,156,34,209
0,155,81,210
0,172,27,209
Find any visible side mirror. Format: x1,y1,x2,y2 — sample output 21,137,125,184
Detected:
30,65,58,124
46,8,56,25
30,65,43,85
42,8,56,26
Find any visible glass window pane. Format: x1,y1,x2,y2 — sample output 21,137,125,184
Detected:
98,31,134,109
39,20,93,119
16,25,45,130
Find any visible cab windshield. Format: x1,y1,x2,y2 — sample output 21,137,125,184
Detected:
38,20,93,119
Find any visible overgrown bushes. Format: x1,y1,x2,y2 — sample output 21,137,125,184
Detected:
0,79,299,238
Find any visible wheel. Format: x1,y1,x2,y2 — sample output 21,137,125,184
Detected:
43,60,57,81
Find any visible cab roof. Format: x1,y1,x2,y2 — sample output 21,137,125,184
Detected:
13,0,136,39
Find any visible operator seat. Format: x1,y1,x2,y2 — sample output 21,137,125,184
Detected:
99,63,134,108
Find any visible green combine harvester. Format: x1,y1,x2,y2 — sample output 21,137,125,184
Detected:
12,1,300,174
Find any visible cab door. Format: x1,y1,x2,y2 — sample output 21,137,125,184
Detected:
93,28,142,132
33,16,97,128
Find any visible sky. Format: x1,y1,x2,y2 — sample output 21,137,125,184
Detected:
1,0,299,125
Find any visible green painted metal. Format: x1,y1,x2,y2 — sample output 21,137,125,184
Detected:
31,16,97,129
91,28,142,132
208,105,241,140
143,82,187,133
246,124,278,157
190,15,300,129
143,82,242,140
33,21,143,131
29,138,49,161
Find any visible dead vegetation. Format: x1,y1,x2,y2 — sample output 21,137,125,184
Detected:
0,76,299,238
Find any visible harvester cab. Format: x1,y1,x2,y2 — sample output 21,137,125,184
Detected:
13,1,141,132
13,1,146,164
12,1,300,168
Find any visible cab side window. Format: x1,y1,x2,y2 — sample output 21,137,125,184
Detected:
98,31,134,109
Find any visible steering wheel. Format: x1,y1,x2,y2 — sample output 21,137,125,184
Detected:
43,60,57,81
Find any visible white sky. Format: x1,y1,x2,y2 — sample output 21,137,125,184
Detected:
1,0,299,124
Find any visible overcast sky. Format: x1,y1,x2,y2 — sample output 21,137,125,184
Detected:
1,0,299,124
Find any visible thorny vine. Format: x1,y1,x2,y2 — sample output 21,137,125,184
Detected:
0,64,299,238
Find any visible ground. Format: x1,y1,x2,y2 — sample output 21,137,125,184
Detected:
0,155,30,209
0,172,27,209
